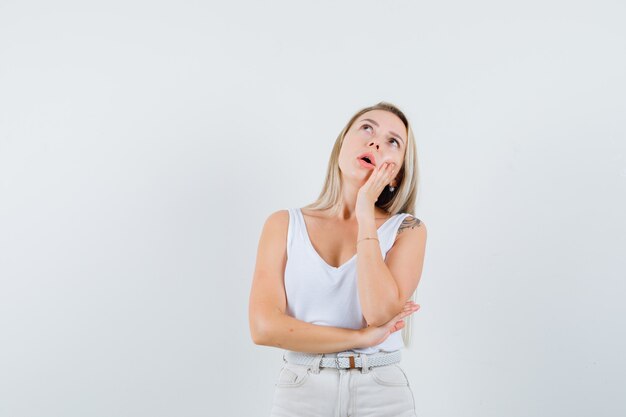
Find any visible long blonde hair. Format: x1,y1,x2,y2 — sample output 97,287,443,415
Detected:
302,101,422,348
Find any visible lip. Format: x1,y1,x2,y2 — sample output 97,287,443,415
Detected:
356,152,376,167
358,158,375,169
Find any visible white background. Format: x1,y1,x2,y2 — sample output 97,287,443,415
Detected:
1,1,625,416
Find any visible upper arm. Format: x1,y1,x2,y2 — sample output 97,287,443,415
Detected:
384,215,427,308
248,209,289,344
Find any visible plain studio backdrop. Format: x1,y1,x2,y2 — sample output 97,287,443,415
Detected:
0,1,624,416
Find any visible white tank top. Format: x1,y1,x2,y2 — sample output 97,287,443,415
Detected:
284,207,412,354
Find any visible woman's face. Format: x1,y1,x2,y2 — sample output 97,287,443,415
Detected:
338,109,407,185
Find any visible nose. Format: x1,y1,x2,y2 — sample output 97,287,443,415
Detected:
368,140,380,150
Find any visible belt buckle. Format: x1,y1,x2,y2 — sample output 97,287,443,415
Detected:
349,354,357,369
337,353,359,369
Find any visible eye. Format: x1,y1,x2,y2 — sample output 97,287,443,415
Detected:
389,138,400,146
362,124,373,133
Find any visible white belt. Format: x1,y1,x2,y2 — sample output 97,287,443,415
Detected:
284,350,401,370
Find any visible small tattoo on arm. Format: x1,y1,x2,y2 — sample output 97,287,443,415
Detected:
398,216,422,235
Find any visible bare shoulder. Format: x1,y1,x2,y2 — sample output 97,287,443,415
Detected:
397,215,427,240
264,209,290,231
258,210,290,258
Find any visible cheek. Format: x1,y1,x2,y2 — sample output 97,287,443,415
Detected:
337,151,351,170
339,141,357,160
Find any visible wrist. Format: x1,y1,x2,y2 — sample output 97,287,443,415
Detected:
356,327,369,346
355,207,375,224
356,236,379,246
357,217,377,240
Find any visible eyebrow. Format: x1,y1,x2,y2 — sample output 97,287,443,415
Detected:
358,118,405,145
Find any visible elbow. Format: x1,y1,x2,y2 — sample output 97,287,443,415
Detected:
250,315,274,346
363,312,387,328
251,330,267,346
364,316,386,328
364,302,403,328
250,322,267,345
250,324,264,345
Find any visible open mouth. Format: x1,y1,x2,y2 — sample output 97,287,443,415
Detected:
357,153,376,167
358,157,376,169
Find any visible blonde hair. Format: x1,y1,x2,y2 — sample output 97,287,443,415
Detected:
302,101,421,348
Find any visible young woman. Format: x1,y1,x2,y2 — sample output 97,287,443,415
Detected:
249,101,427,417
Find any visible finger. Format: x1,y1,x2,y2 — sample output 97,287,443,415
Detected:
384,163,397,187
403,303,419,312
365,163,382,185
373,163,392,191
386,162,396,181
393,320,405,332
370,163,383,181
400,305,420,317
397,306,418,319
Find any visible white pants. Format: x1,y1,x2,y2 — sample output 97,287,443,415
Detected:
269,353,418,417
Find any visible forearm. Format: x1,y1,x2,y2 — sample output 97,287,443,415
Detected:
256,311,367,354
356,218,401,326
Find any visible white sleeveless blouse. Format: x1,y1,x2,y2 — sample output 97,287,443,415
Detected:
284,208,412,354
